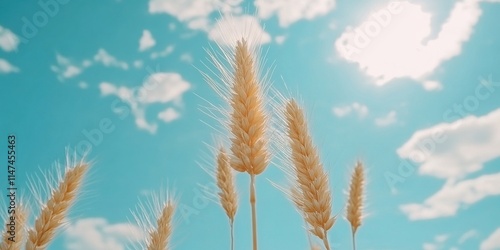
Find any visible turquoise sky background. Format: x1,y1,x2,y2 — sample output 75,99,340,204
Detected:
1,0,500,249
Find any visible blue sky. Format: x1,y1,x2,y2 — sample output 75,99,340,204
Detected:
1,0,500,249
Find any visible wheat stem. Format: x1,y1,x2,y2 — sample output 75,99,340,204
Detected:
250,174,258,250
230,220,234,250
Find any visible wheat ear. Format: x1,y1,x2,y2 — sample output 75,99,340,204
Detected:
229,38,270,250
147,199,175,250
26,161,88,250
1,203,27,250
346,161,365,250
216,147,238,250
285,99,335,250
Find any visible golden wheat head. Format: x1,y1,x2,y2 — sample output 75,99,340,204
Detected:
284,99,335,248
346,160,365,250
216,147,238,222
228,38,270,176
26,160,88,250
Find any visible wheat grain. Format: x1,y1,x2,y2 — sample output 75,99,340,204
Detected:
284,99,335,250
147,200,175,250
1,203,27,250
346,161,365,250
26,161,88,250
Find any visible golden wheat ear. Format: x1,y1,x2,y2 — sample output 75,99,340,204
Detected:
1,202,28,250
215,147,238,250
132,190,176,250
26,158,89,250
346,160,365,250
283,99,335,250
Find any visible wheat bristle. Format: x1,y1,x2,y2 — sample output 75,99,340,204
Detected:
347,161,365,234
285,99,335,245
216,147,238,222
26,162,88,250
147,200,175,250
1,203,27,250
229,38,269,176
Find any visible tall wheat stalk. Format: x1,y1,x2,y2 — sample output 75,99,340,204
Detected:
1,203,27,250
215,147,238,250
284,99,335,250
346,161,365,250
26,160,88,250
224,38,270,250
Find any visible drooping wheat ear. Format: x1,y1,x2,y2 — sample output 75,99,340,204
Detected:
1,203,27,250
147,199,175,250
346,161,365,250
26,161,88,250
216,147,238,250
285,99,335,250
229,38,270,250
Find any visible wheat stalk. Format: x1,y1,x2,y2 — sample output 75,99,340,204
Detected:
284,99,335,250
227,38,270,250
147,200,175,250
346,161,365,250
216,147,238,250
1,203,27,250
26,160,88,250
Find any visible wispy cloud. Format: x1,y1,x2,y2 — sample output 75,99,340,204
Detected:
64,217,143,250
51,54,84,80
139,30,156,52
481,228,500,250
0,25,19,52
459,230,478,244
255,0,335,27
332,102,368,118
94,49,129,70
150,45,174,59
0,58,19,74
375,110,397,126
99,72,191,133
423,234,449,250
180,52,193,64
335,0,500,89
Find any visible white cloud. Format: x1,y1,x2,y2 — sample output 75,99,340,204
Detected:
332,102,368,118
397,109,500,179
375,110,397,126
150,45,174,59
423,80,443,91
94,49,128,70
401,173,500,220
64,218,143,250
0,58,19,74
139,30,156,51
78,81,89,89
335,0,498,89
149,0,242,31
50,54,83,80
0,26,19,52
255,0,335,27
459,230,478,244
208,15,271,46
180,53,193,64
423,234,448,250
275,35,286,44
133,60,144,69
481,228,500,250
99,73,190,133
158,107,180,123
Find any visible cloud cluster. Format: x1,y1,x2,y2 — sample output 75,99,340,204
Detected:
51,49,129,81
99,72,191,133
481,228,500,250
335,0,499,89
398,108,500,220
64,218,143,250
